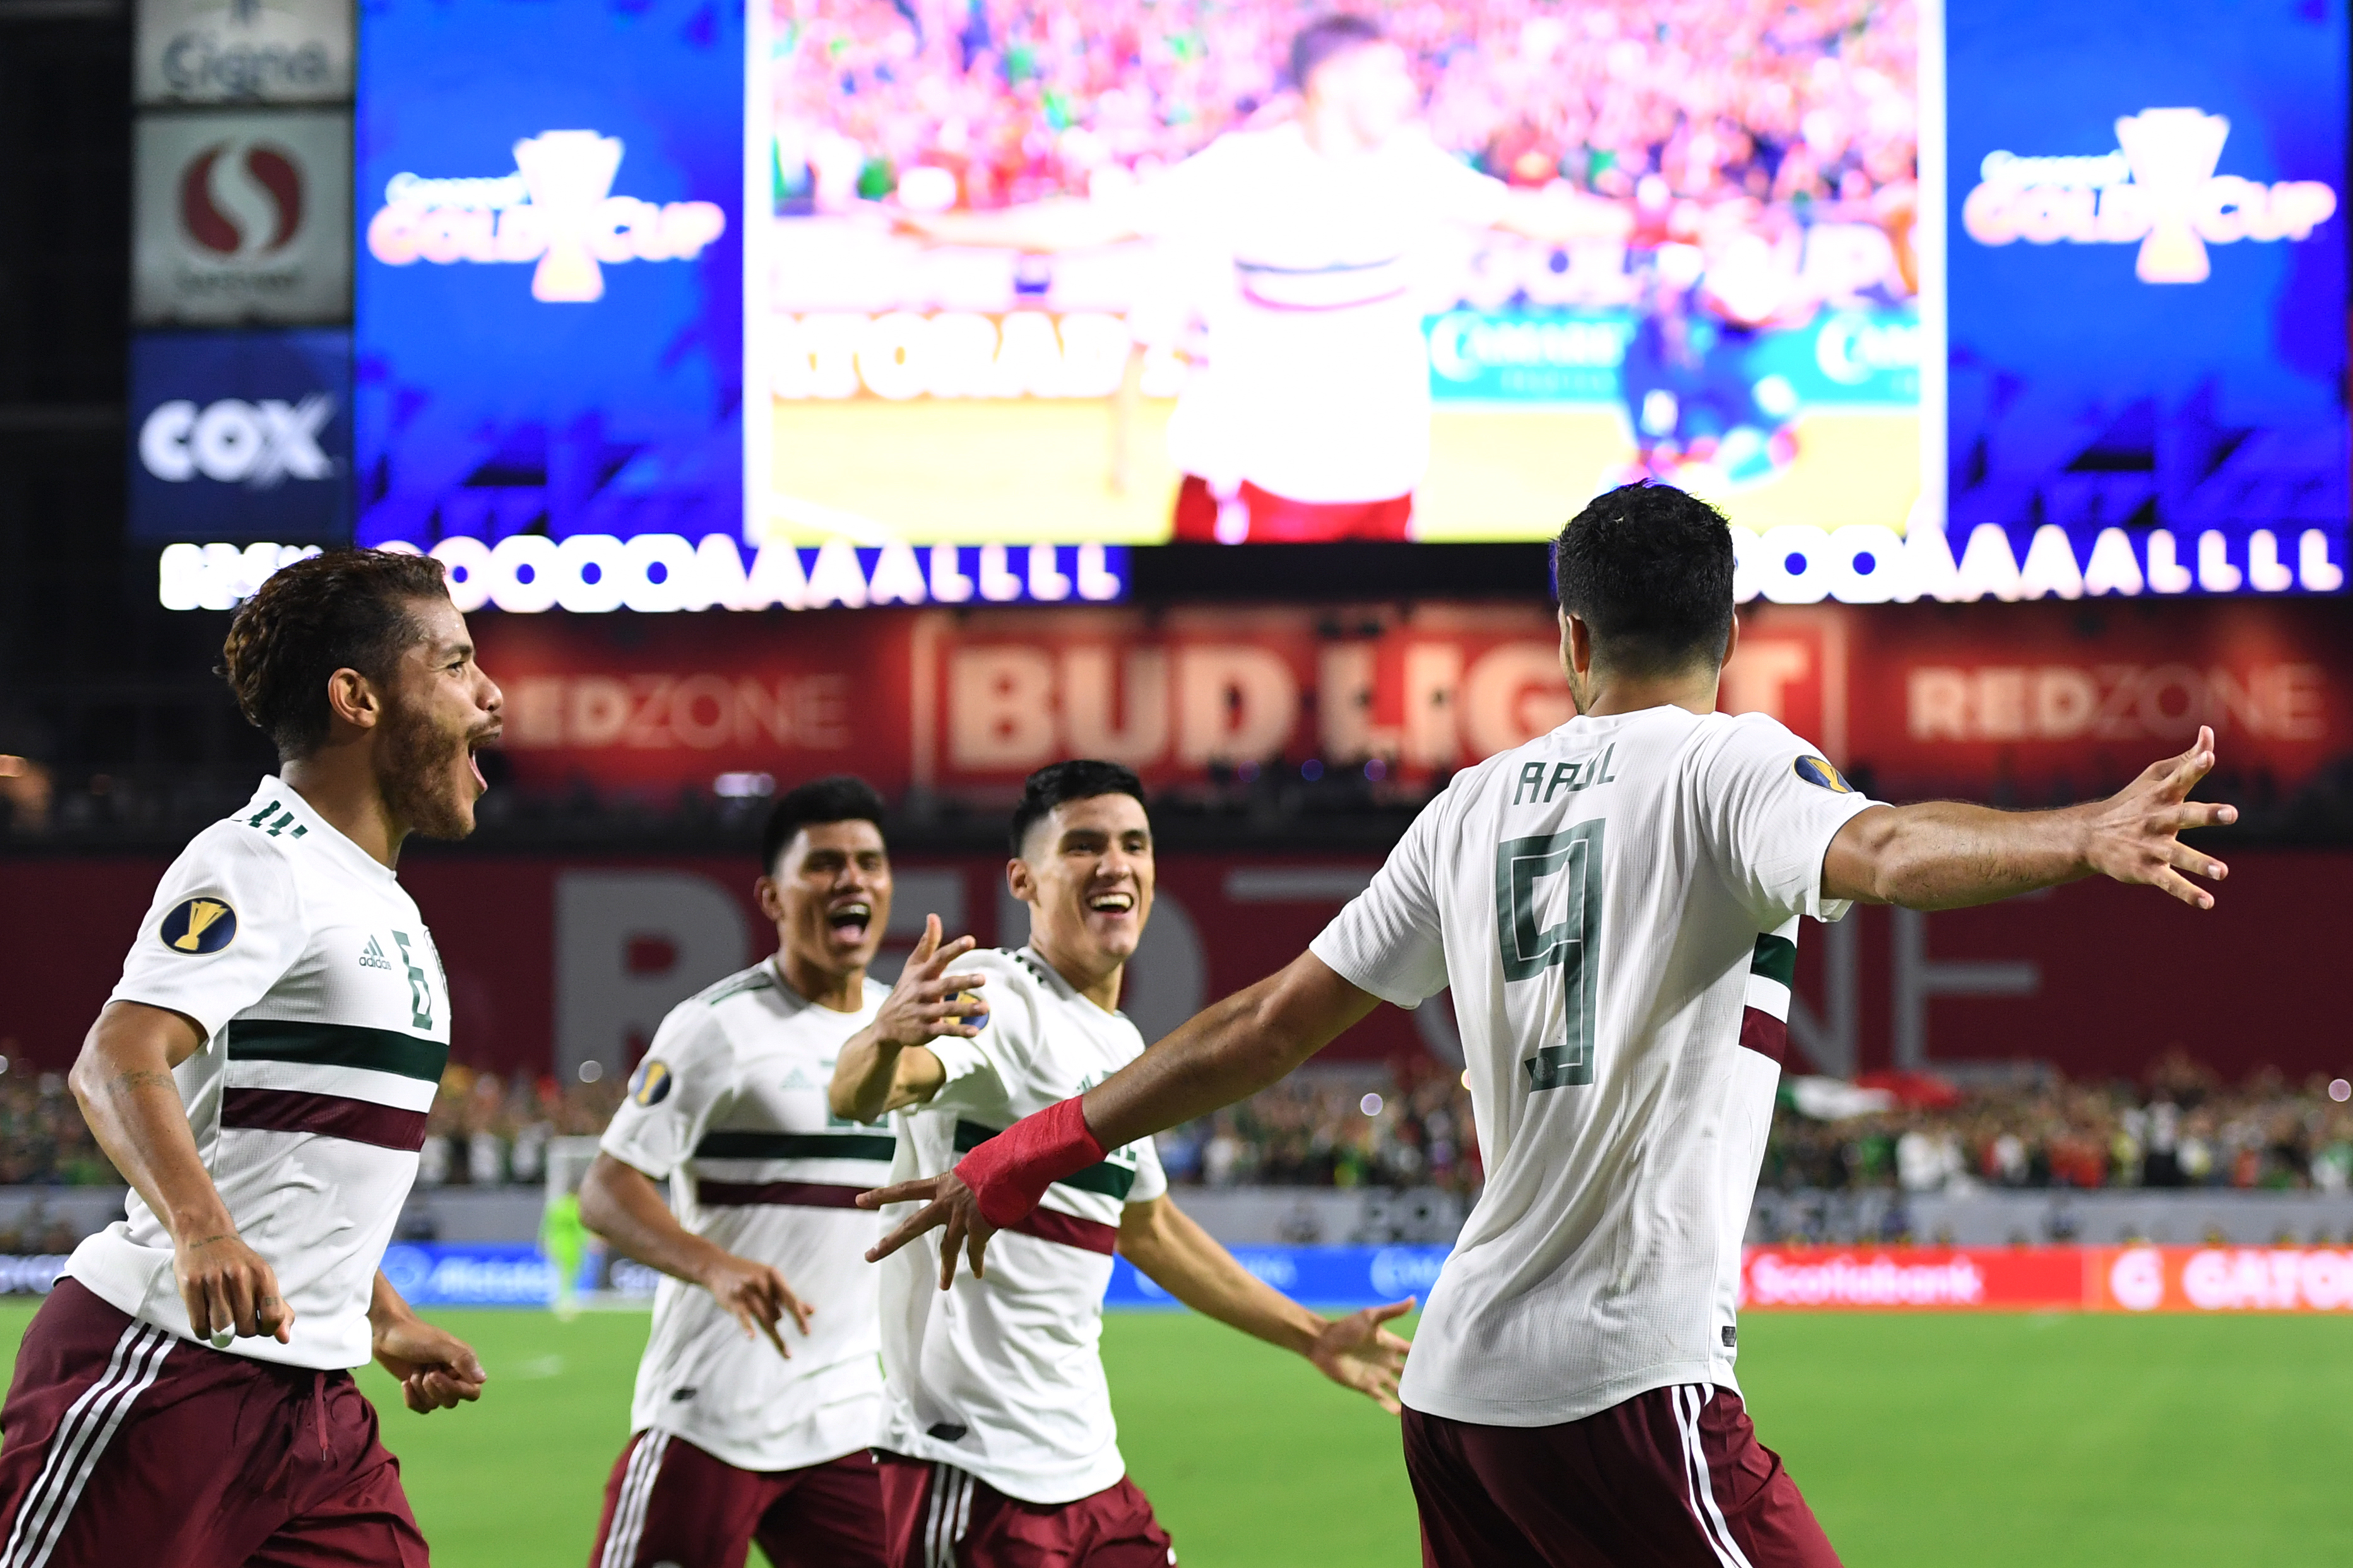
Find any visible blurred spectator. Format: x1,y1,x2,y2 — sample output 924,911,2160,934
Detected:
1162,1064,1483,1194
1763,1049,2353,1195
775,0,1920,216
415,1064,622,1189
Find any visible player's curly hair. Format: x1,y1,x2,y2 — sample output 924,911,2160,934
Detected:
1553,481,1736,676
218,549,451,760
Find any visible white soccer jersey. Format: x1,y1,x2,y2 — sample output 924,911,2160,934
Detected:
876,947,1167,1506
1126,123,1509,504
69,778,452,1371
1310,708,1878,1427
600,962,892,1474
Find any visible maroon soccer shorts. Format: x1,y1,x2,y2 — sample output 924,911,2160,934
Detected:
874,1451,1176,1568
591,1430,886,1568
0,1277,426,1568
1171,475,1414,543
1402,1384,1843,1568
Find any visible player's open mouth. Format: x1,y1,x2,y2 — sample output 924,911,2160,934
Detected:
1088,892,1135,914
828,902,872,941
465,726,499,793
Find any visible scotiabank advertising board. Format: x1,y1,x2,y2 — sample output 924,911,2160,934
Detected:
1744,1247,2353,1314
463,596,2353,804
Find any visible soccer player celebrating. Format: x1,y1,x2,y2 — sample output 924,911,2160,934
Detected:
582,775,988,1568
0,550,499,1565
868,485,2240,1567
898,13,1629,543
830,760,1412,1568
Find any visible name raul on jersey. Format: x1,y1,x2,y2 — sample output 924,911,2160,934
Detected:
1510,743,1620,806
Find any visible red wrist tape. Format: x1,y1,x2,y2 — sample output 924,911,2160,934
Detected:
954,1095,1106,1230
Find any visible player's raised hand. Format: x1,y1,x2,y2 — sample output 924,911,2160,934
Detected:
1305,1299,1414,1415
372,1314,487,1413
699,1251,814,1358
174,1227,295,1345
858,1171,999,1288
874,914,989,1049
2080,725,2238,909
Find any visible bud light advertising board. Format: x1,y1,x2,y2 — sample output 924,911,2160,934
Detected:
352,0,744,550
129,328,353,540
1945,0,2349,586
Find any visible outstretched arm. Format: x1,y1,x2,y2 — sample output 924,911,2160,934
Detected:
896,201,1142,254
579,1152,811,1357
861,955,1376,1275
1116,1195,1411,1414
1822,728,2236,911
1491,186,1635,246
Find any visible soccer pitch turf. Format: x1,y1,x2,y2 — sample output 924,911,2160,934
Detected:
0,1304,2344,1565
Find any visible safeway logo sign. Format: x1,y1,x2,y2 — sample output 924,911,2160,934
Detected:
365,131,727,302
1962,107,2338,283
178,139,303,257
139,396,335,487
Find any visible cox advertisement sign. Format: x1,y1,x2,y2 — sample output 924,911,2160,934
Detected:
130,329,351,541
1947,0,2349,536
354,0,742,551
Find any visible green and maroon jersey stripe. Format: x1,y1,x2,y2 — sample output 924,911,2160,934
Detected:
220,1087,430,1152
1008,1205,1118,1256
1739,1008,1788,1064
227,1019,449,1083
696,1179,866,1208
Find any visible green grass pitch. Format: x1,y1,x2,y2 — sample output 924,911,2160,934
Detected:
0,1304,2346,1565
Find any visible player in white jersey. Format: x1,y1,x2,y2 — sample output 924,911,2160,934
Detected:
580,775,990,1568
898,14,1628,543
869,484,2239,1567
0,550,502,1567
833,760,1414,1568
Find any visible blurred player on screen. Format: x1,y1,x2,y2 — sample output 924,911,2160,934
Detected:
867,483,2241,1567
898,14,1631,543
581,775,985,1568
0,550,499,1567
830,760,1411,1567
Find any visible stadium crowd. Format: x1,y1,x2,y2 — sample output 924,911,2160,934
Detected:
1762,1052,2353,1196
12,1048,2351,1201
776,0,1919,215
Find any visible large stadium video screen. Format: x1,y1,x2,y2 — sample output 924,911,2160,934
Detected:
324,0,2349,602
756,0,1925,547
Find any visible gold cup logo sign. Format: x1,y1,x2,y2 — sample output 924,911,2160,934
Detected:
511,131,627,303
2112,109,2232,285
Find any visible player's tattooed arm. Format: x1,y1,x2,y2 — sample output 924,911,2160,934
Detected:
370,1271,487,1413
1823,726,2238,912
1116,1196,1414,1415
579,1153,811,1357
69,999,295,1345
827,914,985,1123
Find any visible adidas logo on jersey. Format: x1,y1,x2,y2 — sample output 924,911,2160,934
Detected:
779,1067,816,1090
358,936,395,971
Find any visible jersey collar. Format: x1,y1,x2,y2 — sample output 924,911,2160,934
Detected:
247,776,400,885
